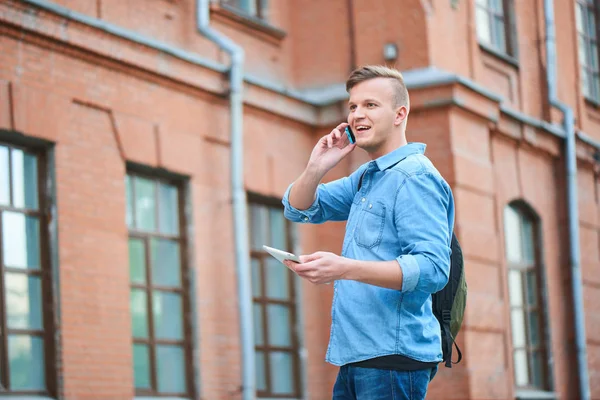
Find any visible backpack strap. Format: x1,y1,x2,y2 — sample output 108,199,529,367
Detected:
442,310,453,368
453,341,462,365
357,170,366,191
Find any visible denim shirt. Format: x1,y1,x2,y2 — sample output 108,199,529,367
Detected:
282,143,455,366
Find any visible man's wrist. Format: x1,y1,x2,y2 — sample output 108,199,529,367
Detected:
340,257,360,281
305,162,329,181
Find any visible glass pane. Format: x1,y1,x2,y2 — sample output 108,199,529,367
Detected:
526,270,538,306
267,304,292,347
126,175,134,228
583,67,591,97
591,43,599,69
250,205,268,251
255,350,267,391
251,258,262,297
531,351,545,388
151,239,181,287
265,258,290,300
476,7,492,45
8,334,45,390
504,206,522,263
156,345,186,394
3,212,40,269
253,303,264,346
223,0,256,15
259,0,269,19
129,238,146,284
588,8,597,39
579,36,588,66
12,149,38,210
493,17,506,53
6,273,43,330
0,146,9,206
513,349,529,386
133,343,151,389
135,177,156,232
130,289,148,338
490,0,503,12
528,311,541,346
159,183,179,235
508,270,523,306
576,3,585,32
594,75,600,102
269,208,286,250
510,309,526,348
522,218,535,264
153,291,183,340
270,352,294,395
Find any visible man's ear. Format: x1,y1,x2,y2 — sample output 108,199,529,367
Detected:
394,106,409,126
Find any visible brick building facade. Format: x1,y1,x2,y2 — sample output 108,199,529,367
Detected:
0,0,599,399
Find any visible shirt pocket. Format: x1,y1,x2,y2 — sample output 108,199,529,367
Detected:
354,200,386,249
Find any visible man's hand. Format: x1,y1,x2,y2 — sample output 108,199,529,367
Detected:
307,122,357,176
283,252,349,285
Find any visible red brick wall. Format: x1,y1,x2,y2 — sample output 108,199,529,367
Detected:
1,0,599,399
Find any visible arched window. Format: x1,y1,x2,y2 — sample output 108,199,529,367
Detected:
503,202,548,390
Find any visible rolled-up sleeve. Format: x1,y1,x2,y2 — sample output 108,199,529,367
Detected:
282,183,323,223
394,173,453,293
282,167,366,224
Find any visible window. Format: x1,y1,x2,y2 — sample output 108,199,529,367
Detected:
503,204,548,390
576,0,600,102
222,0,269,20
475,0,516,56
248,199,301,398
0,144,55,396
126,173,193,397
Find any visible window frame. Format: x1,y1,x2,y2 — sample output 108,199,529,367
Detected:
576,0,600,103
0,142,57,397
475,0,517,58
126,171,194,398
504,203,549,391
248,194,302,399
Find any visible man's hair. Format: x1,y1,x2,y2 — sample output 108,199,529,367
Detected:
346,65,410,109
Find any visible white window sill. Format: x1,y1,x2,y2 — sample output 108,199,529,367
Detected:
516,389,557,400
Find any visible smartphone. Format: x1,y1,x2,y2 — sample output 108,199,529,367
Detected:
263,245,301,265
345,126,356,144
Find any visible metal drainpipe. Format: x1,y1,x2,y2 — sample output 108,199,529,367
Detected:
542,0,590,399
196,1,255,400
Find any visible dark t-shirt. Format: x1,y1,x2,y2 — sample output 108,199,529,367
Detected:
348,354,438,371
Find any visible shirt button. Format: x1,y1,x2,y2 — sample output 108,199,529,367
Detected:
369,204,372,209
303,216,309,221
361,198,366,202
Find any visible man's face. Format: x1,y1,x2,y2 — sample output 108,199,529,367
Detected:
347,78,406,154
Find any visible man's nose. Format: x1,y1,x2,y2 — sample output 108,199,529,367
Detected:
354,106,366,118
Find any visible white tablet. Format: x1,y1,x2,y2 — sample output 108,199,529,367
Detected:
263,245,301,264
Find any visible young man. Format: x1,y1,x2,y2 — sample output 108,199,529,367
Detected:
281,65,455,399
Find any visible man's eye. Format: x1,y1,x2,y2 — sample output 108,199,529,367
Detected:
349,105,357,111
367,103,376,107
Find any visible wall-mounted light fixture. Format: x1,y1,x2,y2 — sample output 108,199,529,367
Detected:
383,43,398,62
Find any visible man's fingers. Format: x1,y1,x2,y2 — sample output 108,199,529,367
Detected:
299,252,322,263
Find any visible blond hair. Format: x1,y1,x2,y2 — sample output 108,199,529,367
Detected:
346,65,409,109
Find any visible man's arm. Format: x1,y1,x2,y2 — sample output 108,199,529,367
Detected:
392,173,453,293
287,172,453,292
288,253,403,290
287,164,327,211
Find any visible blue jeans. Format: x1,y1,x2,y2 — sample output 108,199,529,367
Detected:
332,365,437,400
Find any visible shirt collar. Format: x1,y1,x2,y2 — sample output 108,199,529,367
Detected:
374,142,427,171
